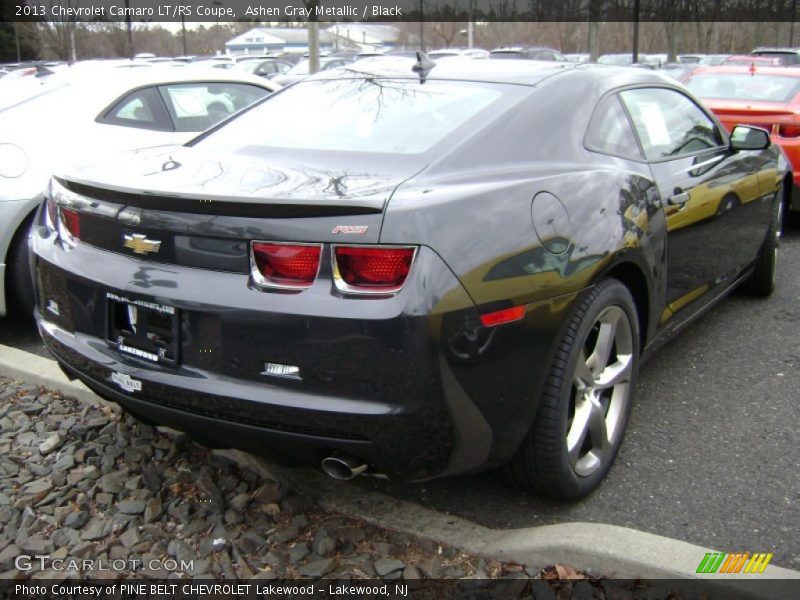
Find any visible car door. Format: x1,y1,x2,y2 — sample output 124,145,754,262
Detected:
619,87,766,315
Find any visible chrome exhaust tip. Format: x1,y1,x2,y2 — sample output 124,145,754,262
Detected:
321,455,368,480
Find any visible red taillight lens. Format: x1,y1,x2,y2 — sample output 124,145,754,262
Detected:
776,124,800,138
59,207,80,240
251,242,321,288
334,246,416,292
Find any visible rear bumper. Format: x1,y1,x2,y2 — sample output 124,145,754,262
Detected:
32,223,571,480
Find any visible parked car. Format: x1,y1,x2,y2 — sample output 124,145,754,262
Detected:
721,54,786,67
428,48,490,60
565,53,591,63
597,53,634,65
232,58,294,79
751,47,800,66
658,62,696,81
31,59,788,501
272,57,354,86
0,66,277,318
684,65,800,214
698,54,731,65
677,54,705,64
490,46,567,61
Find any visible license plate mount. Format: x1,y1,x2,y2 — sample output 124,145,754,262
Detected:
106,293,180,366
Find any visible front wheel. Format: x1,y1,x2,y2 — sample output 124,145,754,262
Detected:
505,278,640,501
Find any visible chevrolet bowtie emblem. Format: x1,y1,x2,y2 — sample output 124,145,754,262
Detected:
123,233,161,255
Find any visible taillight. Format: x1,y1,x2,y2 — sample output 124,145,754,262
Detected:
775,124,800,138
251,242,322,289
333,245,416,294
60,208,80,238
58,207,80,247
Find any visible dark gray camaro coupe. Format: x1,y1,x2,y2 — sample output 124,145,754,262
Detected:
31,58,789,500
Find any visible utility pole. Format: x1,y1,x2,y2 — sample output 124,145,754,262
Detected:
181,15,187,55
305,0,319,74
309,21,319,73
791,0,797,47
418,0,425,51
14,22,21,61
632,0,640,63
125,0,133,58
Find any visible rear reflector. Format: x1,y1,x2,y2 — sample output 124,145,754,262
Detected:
251,242,322,289
776,124,800,138
334,246,416,294
480,305,526,327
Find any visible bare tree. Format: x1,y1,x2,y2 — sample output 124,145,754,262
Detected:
35,0,81,60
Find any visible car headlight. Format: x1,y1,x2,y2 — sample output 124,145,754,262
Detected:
0,144,28,178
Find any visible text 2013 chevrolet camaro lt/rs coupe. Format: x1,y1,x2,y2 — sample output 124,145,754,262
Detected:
31,58,789,500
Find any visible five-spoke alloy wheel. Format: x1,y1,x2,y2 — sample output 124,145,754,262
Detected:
506,278,640,501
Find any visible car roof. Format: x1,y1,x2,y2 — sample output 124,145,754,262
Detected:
313,58,672,88
752,47,800,54
686,65,800,77
42,63,280,90
0,64,280,114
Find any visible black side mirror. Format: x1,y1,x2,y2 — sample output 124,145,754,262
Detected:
730,125,771,151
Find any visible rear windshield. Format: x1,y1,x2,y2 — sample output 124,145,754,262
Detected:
0,79,69,113
194,76,508,155
686,73,800,102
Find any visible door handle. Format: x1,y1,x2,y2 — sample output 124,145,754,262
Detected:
668,190,690,206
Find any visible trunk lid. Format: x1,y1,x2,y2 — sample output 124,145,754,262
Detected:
59,145,427,273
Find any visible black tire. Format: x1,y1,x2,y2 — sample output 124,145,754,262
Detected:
6,214,36,319
743,186,783,297
505,278,640,501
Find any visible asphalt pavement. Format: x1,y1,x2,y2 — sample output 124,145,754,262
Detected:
2,217,798,570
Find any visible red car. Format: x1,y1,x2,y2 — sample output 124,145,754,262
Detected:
684,65,800,213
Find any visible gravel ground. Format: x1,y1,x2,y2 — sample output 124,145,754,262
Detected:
0,374,608,591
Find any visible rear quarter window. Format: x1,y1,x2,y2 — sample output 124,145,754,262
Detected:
585,94,643,161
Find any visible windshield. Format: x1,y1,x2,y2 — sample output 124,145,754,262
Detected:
194,76,509,155
686,73,800,102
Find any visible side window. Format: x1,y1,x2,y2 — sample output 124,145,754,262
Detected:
158,83,270,133
585,94,643,160
619,88,723,160
255,61,277,76
99,87,169,130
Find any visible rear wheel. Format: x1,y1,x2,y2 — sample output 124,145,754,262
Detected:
743,186,783,297
506,278,639,501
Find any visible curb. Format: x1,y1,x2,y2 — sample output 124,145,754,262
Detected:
2,343,798,591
